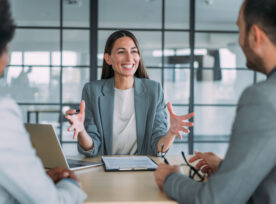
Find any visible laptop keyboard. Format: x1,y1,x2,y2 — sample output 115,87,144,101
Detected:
67,159,102,168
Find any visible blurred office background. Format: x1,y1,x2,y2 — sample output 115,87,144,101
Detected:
0,0,266,156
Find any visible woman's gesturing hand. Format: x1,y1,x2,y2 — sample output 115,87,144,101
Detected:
167,102,194,139
65,100,85,139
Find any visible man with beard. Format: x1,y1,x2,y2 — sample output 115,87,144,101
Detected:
154,0,276,203
0,0,86,203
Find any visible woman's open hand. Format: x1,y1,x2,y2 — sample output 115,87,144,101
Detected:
167,102,194,139
65,100,85,139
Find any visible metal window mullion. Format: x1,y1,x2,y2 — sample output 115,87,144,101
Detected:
161,0,165,88
188,0,196,154
253,71,257,83
90,0,98,81
59,0,63,143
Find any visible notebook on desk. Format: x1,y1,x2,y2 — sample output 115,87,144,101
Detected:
102,156,158,171
25,123,102,170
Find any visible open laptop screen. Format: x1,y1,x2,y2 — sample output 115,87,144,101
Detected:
25,123,102,170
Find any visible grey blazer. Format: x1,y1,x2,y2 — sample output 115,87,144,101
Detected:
78,77,168,157
164,71,276,204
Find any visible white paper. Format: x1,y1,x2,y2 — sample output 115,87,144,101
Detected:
102,156,157,170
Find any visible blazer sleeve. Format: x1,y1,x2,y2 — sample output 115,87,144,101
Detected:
78,83,102,157
164,86,276,204
150,83,168,155
0,97,87,204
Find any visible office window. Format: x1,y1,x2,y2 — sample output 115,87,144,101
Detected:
5,0,91,149
195,33,246,68
10,29,60,54
194,106,236,137
194,143,229,156
148,69,162,85
195,0,242,31
63,0,90,27
99,0,162,29
165,0,189,29
10,0,59,26
195,70,253,104
5,66,60,103
167,143,189,155
6,0,252,156
164,69,190,104
62,68,89,103
5,29,61,103
20,105,60,126
164,32,190,67
63,30,90,66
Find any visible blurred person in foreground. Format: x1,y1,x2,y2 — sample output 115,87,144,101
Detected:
0,0,87,203
154,0,276,203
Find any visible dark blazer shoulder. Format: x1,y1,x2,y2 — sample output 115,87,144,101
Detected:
239,77,275,106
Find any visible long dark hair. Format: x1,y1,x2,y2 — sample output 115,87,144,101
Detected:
101,30,149,79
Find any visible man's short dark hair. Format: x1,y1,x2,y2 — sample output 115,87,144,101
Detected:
244,0,276,45
0,0,15,55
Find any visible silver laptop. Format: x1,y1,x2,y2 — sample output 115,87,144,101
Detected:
25,123,102,170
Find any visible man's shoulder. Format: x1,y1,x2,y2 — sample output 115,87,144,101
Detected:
239,78,276,105
0,95,15,103
0,96,25,145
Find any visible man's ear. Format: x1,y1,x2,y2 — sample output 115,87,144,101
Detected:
104,53,112,65
249,25,266,52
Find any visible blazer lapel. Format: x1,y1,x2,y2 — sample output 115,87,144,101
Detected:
134,78,148,154
99,78,114,155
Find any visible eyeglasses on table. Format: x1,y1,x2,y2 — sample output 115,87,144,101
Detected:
180,151,206,182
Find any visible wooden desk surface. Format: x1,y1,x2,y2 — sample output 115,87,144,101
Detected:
74,155,188,204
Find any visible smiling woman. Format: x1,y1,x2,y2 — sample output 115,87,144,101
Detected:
101,30,148,83
66,30,194,157
105,37,140,79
